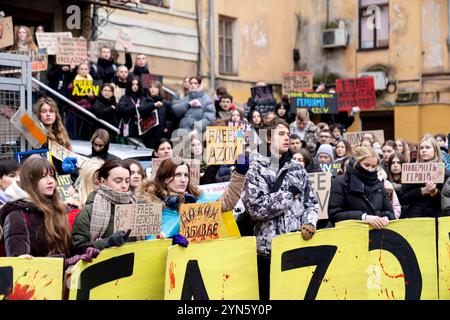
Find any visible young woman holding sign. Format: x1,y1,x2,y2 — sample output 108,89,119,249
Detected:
137,157,248,245
328,146,396,229
399,135,450,218
72,160,135,251
0,157,99,265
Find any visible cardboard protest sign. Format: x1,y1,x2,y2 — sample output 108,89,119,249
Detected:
141,73,164,89
15,149,50,164
308,172,331,220
0,16,14,49
227,121,252,145
31,50,48,72
116,27,132,50
68,240,172,300
48,140,92,168
289,91,338,114
401,163,446,184
367,219,438,300
36,32,72,55
56,37,87,66
282,71,313,95
336,77,376,112
206,126,244,165
114,203,163,237
10,107,48,149
56,174,74,203
271,223,369,300
179,201,221,243
151,158,200,186
0,257,63,300
164,237,259,300
72,80,99,96
137,109,159,136
343,130,385,146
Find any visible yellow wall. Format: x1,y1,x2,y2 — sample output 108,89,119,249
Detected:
395,104,450,142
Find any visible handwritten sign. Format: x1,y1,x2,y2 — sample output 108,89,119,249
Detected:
289,91,338,114
282,71,313,95
56,38,87,66
31,50,48,72
116,27,132,50
206,126,244,165
179,201,221,243
250,85,276,115
0,16,14,49
401,163,446,184
151,158,200,186
308,172,331,220
48,140,92,168
72,80,99,96
36,32,73,55
343,130,385,146
336,77,376,112
137,109,159,136
114,203,162,237
56,174,73,202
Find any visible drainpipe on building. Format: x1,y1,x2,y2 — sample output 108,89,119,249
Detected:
209,0,215,94
92,4,99,41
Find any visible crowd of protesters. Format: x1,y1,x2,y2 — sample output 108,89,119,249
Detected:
0,24,450,300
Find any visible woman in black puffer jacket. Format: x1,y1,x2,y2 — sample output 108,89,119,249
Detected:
328,146,395,229
92,83,119,128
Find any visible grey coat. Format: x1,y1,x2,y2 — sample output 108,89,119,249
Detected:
242,150,319,257
172,89,216,132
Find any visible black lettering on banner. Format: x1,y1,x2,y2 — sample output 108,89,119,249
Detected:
0,266,13,297
180,260,209,300
281,246,337,300
76,253,134,300
369,229,422,300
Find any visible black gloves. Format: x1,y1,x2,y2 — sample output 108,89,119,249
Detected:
105,229,131,248
235,153,250,175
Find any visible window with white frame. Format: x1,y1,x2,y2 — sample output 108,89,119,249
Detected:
219,15,238,74
359,0,389,50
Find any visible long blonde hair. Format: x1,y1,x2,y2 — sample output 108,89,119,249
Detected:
417,134,442,163
35,97,72,150
19,157,70,255
74,158,104,207
12,26,38,52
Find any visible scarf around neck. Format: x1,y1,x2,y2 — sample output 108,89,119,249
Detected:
90,184,132,242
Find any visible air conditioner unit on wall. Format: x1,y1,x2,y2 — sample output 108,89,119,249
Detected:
322,29,348,48
358,71,388,91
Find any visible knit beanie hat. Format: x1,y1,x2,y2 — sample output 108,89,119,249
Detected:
316,144,334,162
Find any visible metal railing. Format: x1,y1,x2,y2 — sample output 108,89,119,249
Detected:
32,77,146,147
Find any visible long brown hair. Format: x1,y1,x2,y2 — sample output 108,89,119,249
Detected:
151,158,200,200
35,97,72,150
19,157,70,254
12,26,38,52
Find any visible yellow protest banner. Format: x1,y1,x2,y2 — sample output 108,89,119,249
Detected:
367,218,438,300
179,201,221,243
206,126,244,165
437,216,450,299
164,237,259,300
217,211,241,239
270,224,368,300
0,258,63,300
68,240,172,300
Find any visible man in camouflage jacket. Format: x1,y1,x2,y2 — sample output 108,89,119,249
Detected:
242,118,318,299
